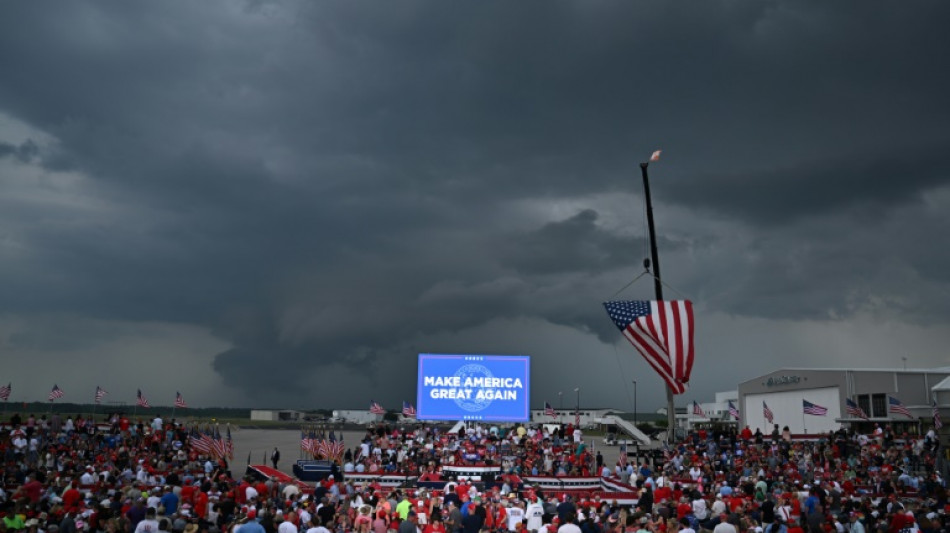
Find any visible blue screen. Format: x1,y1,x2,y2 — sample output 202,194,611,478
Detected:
417,354,531,422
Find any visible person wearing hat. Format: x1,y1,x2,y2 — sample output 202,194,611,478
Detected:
239,509,265,533
461,498,485,533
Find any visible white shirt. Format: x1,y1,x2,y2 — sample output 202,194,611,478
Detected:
134,519,161,533
507,507,525,531
278,521,298,533
713,523,738,533
692,499,709,520
525,503,544,532
558,524,582,533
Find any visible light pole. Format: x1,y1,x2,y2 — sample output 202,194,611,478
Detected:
558,391,563,425
574,387,580,427
632,380,638,427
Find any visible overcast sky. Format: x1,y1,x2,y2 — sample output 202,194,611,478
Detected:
1,1,949,412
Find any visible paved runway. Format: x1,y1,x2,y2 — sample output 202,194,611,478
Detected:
229,427,639,478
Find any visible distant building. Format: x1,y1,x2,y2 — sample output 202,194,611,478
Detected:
250,409,303,422
678,391,739,430
332,409,381,425
737,367,950,435
529,408,621,427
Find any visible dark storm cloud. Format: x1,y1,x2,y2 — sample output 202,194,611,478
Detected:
1,1,949,406
0,139,37,162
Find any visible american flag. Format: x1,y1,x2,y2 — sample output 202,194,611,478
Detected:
0,383,10,401
650,150,662,162
728,400,740,420
604,300,695,395
175,392,187,408
369,400,386,415
95,386,108,404
934,396,943,430
845,398,869,420
225,425,234,459
544,402,556,418
189,427,213,455
300,429,311,454
618,442,628,469
763,401,774,424
692,401,705,417
803,399,828,416
888,396,913,419
402,401,416,418
48,384,64,401
136,389,150,408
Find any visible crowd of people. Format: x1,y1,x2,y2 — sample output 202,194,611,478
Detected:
1,411,948,533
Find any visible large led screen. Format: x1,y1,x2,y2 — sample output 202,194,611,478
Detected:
417,354,531,422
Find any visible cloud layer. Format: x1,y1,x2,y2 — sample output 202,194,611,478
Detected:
0,1,948,409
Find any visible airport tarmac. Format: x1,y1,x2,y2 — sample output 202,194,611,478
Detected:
229,427,641,479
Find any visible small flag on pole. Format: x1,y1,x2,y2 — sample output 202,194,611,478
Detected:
369,400,385,415
137,389,150,408
933,395,943,430
692,401,705,417
544,402,556,418
650,150,662,162
402,401,416,418
0,383,10,401
95,386,108,404
728,400,740,420
48,384,64,401
888,396,913,419
803,399,828,416
763,401,774,424
175,392,188,408
846,398,869,420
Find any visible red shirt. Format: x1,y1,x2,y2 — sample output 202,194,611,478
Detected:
194,492,208,518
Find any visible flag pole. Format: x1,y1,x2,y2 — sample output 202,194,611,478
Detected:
640,160,677,441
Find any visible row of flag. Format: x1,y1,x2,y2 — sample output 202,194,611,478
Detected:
691,396,942,428
300,428,345,462
542,401,582,427
188,424,234,460
368,400,418,418
0,383,189,408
